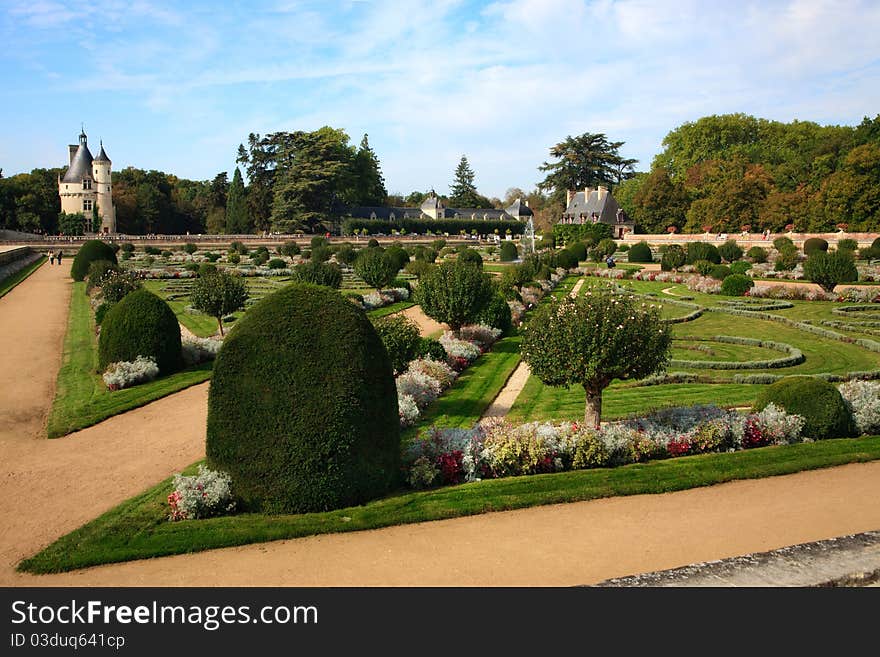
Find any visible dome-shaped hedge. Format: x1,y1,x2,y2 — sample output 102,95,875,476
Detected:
499,241,519,262
71,240,117,282
98,289,182,374
627,241,653,263
803,237,829,255
754,376,855,440
206,283,400,514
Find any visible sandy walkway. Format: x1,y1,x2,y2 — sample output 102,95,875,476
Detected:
0,261,207,585
3,265,880,587
397,305,445,337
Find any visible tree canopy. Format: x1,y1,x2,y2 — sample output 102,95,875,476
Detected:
537,132,637,202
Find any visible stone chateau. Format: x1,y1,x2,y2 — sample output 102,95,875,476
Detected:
58,129,116,234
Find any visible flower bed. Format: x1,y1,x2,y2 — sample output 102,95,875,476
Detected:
102,355,159,390
403,403,808,488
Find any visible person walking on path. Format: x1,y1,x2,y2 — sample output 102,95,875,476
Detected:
48,250,55,265
56,251,63,265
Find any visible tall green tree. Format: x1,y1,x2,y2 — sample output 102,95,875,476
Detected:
414,260,494,333
449,155,485,208
270,127,356,233
189,270,249,336
631,168,690,233
225,167,250,234
352,134,387,206
537,133,636,201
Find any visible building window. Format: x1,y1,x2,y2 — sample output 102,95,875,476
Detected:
83,199,93,212
83,178,92,190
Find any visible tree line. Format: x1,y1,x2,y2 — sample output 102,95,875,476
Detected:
615,113,880,233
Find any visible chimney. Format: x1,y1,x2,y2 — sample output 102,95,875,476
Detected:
585,187,592,200
597,185,608,201
524,199,529,208
68,145,78,165
565,190,574,206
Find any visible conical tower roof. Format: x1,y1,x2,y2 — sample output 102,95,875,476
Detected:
61,141,94,183
93,140,111,164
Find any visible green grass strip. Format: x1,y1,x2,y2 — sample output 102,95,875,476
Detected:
46,282,213,438
367,300,416,318
0,256,46,299
19,435,880,574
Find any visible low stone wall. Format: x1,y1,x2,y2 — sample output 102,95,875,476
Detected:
620,232,878,248
0,247,43,284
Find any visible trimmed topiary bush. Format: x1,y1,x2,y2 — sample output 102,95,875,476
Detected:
499,241,519,262
476,292,513,334
718,240,743,263
279,241,301,257
729,261,752,276
627,241,653,263
803,250,858,292
555,249,578,270
837,238,858,253
566,242,587,263
86,260,120,292
773,236,794,252
720,274,754,296
686,242,721,265
747,246,768,263
457,248,483,267
693,259,714,276
708,264,732,280
71,240,117,282
291,261,342,289
803,237,829,255
372,314,421,374
754,376,855,440
267,258,286,269
206,283,400,513
416,337,447,361
98,289,182,374
660,244,686,271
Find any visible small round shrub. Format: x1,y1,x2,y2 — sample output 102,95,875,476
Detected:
204,252,220,262
279,241,301,257
720,274,754,296
476,292,513,334
774,246,799,272
499,241,519,262
693,259,714,276
120,243,135,254
708,264,732,280
310,245,331,263
206,283,400,513
555,249,577,270
803,237,828,255
98,289,182,374
618,244,630,252
184,262,199,273
718,240,743,263
310,236,328,249
291,261,342,289
803,250,858,292
747,246,768,263
627,241,653,263
144,246,162,256
431,239,447,251
566,242,588,262
416,337,447,361
251,251,269,266
457,249,483,267
184,243,198,255
227,252,241,265
729,260,752,275
230,241,248,255
404,260,433,279
161,250,173,258
660,244,686,272
199,263,218,277
334,243,357,265
596,238,618,258
267,258,286,269
384,246,410,271
71,240,117,282
872,236,880,250
686,242,721,265
367,238,380,248
372,314,421,374
859,246,880,261
754,376,855,440
773,236,794,251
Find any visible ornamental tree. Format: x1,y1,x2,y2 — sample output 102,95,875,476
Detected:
521,288,671,427
414,260,494,333
354,247,397,292
190,270,249,336
803,250,858,292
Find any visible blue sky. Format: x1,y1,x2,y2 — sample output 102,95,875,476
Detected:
1,0,878,199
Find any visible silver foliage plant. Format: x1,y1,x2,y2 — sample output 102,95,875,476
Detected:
102,355,159,390
838,380,880,435
168,465,236,521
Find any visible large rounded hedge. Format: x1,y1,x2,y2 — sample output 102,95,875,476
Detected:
754,376,855,440
803,237,829,255
206,283,400,514
499,241,519,262
98,289,182,373
71,240,117,282
686,242,721,265
627,241,653,263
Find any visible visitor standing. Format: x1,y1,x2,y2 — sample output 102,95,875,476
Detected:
56,250,63,265
48,250,55,265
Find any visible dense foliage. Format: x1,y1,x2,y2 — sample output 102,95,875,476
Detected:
627,241,653,263
98,290,182,374
206,283,400,513
754,376,855,440
71,240,117,282
415,260,494,332
189,270,249,335
372,314,422,374
802,250,859,292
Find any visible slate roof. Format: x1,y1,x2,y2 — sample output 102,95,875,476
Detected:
505,198,533,217
347,206,422,220
93,141,111,163
61,143,94,183
563,188,631,225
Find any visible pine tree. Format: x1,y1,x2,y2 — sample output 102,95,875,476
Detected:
226,168,250,234
449,155,481,208
352,134,387,206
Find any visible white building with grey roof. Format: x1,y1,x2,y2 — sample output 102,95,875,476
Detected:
58,129,116,234
560,185,634,238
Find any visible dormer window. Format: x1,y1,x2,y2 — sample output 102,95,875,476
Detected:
83,178,92,190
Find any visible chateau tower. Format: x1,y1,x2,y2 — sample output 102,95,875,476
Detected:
58,128,117,234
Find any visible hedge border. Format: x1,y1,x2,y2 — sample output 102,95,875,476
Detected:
669,335,804,370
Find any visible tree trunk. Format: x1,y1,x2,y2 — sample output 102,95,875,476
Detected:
584,385,603,429
217,317,225,336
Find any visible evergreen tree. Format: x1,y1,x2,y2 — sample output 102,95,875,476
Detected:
537,133,635,202
449,155,481,208
225,167,250,234
352,134,387,206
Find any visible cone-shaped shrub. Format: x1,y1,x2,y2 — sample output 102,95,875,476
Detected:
206,283,400,513
98,289,182,373
71,240,117,281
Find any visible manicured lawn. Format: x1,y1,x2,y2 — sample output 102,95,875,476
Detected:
0,256,46,299
20,435,880,574
367,300,416,318
46,282,213,438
